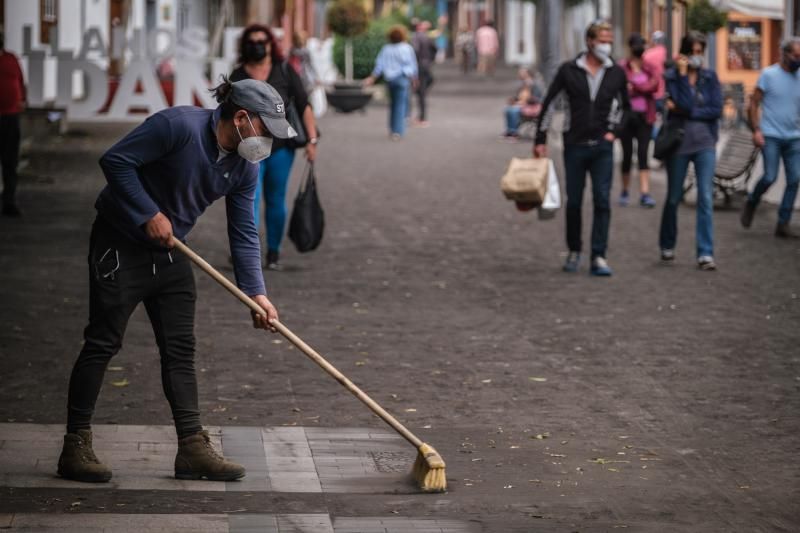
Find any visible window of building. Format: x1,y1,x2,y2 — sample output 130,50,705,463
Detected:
40,0,58,44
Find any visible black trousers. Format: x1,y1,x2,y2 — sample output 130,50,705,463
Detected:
67,217,202,439
415,66,433,121
0,114,21,207
620,111,653,174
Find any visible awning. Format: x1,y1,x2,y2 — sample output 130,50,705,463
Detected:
712,0,785,19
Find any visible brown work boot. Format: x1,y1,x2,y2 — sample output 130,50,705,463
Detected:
775,222,800,239
57,430,112,483
175,430,245,481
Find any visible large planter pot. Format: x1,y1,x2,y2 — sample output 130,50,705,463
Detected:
326,85,373,113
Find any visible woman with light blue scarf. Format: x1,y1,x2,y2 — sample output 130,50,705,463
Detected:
364,25,419,141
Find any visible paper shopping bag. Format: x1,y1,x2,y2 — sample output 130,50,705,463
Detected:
500,157,549,206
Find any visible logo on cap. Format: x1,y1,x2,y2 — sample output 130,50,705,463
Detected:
276,103,284,113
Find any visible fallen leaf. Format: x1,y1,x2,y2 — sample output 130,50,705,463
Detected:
405,408,417,412
510,445,520,449
108,366,124,372
481,379,492,384
355,361,366,366
111,378,129,387
531,433,550,440
271,339,283,344
607,468,619,472
528,377,547,382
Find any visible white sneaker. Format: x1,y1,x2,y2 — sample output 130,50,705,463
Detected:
697,256,717,271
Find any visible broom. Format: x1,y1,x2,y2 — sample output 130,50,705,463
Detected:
171,240,447,493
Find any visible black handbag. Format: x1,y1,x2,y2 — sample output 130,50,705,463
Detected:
653,109,685,161
288,164,325,253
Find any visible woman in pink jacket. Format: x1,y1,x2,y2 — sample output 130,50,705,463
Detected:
618,33,660,208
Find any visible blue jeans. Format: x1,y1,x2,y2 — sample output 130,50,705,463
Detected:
563,141,614,259
659,149,716,258
254,147,296,253
387,77,410,136
504,105,522,135
749,136,800,225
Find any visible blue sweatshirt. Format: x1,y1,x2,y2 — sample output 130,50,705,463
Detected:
96,105,265,296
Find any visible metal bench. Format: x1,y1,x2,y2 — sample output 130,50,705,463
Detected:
682,126,760,207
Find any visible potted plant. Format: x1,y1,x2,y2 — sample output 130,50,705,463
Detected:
326,0,373,112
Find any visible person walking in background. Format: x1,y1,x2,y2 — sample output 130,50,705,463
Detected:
534,20,629,277
618,33,658,208
230,24,319,271
0,32,26,217
741,37,800,239
643,30,667,115
288,31,318,94
503,68,544,139
455,27,476,75
659,32,722,270
411,20,437,127
363,25,419,141
475,21,499,76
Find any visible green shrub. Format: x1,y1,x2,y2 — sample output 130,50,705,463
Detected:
327,0,369,38
333,17,397,80
687,0,727,34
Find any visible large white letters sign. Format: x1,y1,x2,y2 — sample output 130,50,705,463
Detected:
23,25,230,122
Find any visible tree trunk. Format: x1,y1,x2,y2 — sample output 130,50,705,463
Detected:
345,39,354,82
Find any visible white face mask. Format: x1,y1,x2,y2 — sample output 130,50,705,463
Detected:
592,42,612,62
236,115,272,164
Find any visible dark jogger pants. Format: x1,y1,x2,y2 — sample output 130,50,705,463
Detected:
563,141,614,259
67,217,202,439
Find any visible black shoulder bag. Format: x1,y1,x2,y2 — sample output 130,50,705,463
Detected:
288,164,325,253
653,104,685,161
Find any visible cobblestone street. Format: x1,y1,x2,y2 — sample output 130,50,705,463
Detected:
1,66,799,531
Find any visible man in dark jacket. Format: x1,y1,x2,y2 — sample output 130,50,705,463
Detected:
58,79,295,483
411,20,437,126
534,20,629,276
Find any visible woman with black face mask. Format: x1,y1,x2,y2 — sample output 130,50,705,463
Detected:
618,33,659,208
230,24,319,271
659,31,722,271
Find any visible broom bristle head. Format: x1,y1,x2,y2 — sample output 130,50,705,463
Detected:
412,442,447,493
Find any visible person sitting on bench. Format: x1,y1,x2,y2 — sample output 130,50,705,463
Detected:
503,68,544,139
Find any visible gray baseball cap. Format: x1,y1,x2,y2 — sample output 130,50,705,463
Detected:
229,79,298,139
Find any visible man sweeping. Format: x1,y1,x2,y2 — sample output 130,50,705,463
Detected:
58,78,296,483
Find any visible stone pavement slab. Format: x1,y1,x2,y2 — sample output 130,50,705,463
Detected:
0,514,478,532
0,423,416,494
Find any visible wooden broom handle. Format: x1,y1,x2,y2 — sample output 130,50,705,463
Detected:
171,240,424,449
